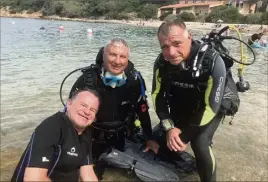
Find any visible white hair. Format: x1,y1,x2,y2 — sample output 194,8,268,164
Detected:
104,38,130,54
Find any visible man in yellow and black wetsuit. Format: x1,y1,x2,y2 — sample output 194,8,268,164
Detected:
151,18,226,182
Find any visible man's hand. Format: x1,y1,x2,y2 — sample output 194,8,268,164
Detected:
166,127,187,152
143,140,160,154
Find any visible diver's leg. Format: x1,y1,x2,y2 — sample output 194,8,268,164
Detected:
92,141,108,180
190,113,223,182
92,131,110,180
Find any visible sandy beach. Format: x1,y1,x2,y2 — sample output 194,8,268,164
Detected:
1,7,266,33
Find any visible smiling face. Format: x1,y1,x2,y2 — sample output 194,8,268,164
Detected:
158,25,192,65
102,42,129,75
66,91,99,131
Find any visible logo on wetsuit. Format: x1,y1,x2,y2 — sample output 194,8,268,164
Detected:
121,101,130,105
171,81,195,88
67,147,78,157
215,77,224,103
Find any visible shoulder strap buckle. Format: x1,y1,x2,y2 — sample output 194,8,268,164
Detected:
192,44,209,78
81,64,97,73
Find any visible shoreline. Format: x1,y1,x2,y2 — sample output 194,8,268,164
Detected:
1,8,265,33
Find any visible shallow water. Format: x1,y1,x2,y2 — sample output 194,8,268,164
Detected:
1,17,267,181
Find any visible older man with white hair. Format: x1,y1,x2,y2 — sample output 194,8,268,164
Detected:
69,38,159,178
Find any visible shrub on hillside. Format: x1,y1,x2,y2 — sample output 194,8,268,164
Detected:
237,15,246,24
163,14,178,21
59,1,85,18
137,3,158,19
117,12,130,20
9,9,17,14
178,12,195,22
42,0,53,16
244,13,262,24
33,0,45,9
205,5,228,22
159,11,172,21
0,0,16,7
205,6,242,23
195,14,206,22
261,12,268,24
105,11,118,20
26,9,34,14
54,2,64,15
17,0,34,10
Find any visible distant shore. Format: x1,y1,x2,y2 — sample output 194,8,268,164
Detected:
1,8,265,33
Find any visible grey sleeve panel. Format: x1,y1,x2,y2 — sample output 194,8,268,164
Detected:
208,55,227,113
180,55,227,143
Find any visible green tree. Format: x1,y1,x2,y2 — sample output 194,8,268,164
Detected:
54,2,63,15
261,12,268,24
244,13,262,24
205,5,229,22
42,0,53,16
160,12,174,21
60,1,85,18
33,0,45,8
205,6,243,23
0,0,17,7
137,3,158,19
179,12,195,22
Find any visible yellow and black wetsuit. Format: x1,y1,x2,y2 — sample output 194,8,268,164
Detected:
151,41,226,182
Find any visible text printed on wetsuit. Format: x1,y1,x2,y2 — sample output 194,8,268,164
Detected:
215,77,224,103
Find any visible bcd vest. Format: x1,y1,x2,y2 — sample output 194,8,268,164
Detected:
156,43,240,118
81,64,145,133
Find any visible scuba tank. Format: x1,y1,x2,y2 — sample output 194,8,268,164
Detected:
200,25,256,124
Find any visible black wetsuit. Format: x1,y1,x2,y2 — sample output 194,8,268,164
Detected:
11,112,93,182
151,41,226,182
69,48,153,159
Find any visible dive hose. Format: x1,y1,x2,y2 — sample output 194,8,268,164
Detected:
203,25,256,92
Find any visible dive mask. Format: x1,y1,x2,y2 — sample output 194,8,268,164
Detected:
101,70,127,88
